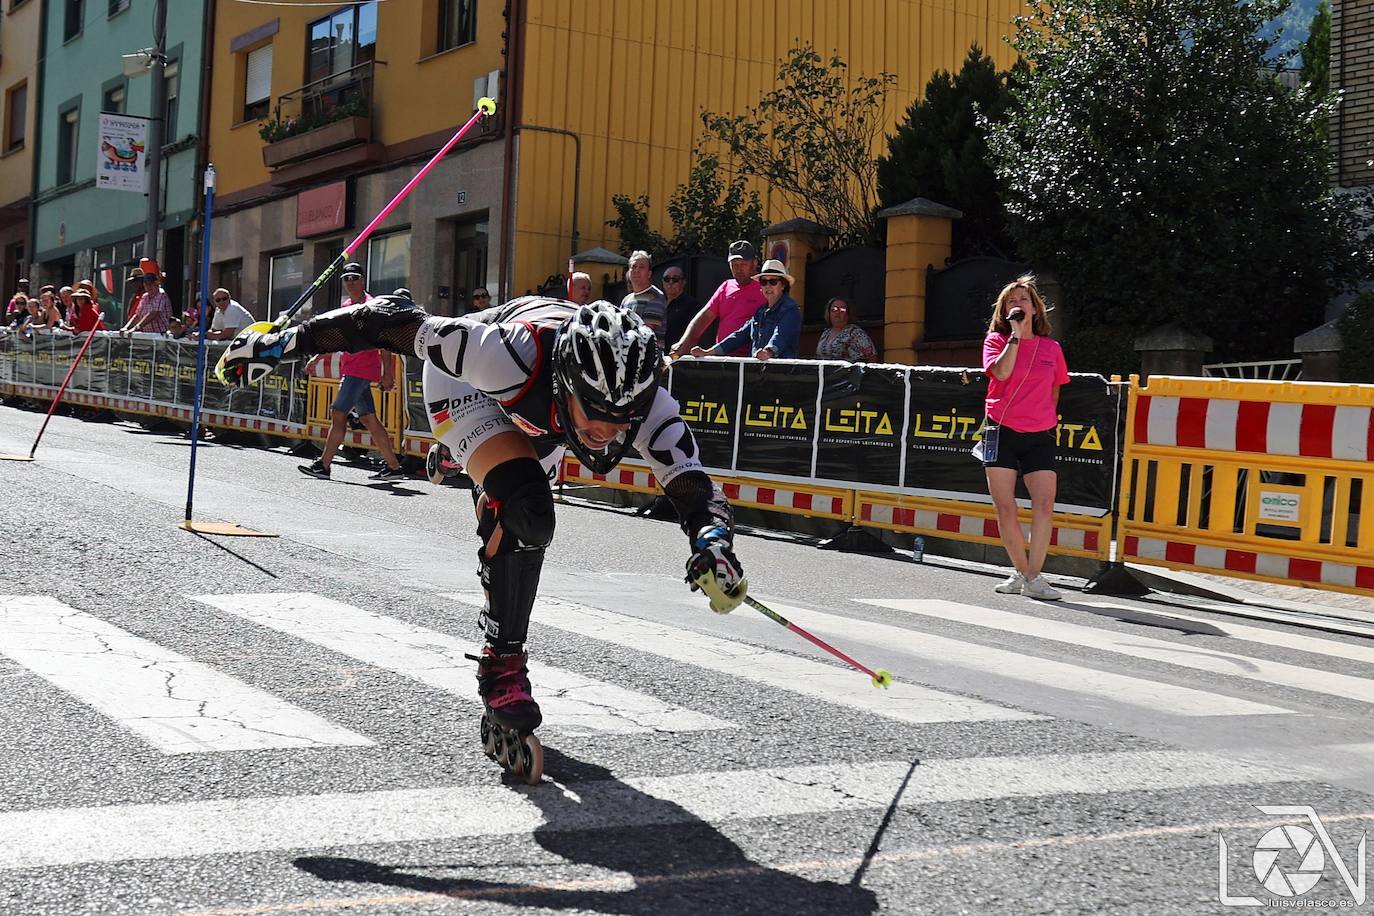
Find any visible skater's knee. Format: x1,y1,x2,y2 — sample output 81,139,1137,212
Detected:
481,457,555,548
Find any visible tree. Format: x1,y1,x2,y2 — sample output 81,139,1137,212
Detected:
701,46,896,246
988,0,1367,371
1299,1,1329,98
605,152,765,259
878,46,1024,260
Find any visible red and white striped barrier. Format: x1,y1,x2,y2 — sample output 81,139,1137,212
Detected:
1125,534,1374,591
1134,394,1374,460
859,497,1105,558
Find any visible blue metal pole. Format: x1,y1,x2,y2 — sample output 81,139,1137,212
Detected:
185,164,215,524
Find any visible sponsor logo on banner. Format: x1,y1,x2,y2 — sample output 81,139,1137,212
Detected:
736,362,819,477
1258,491,1302,524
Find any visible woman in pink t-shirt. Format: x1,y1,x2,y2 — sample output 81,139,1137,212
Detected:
980,276,1070,600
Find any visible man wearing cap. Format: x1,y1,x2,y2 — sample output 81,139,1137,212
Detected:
203,288,254,340
690,259,801,361
298,262,407,482
670,239,766,358
119,260,173,335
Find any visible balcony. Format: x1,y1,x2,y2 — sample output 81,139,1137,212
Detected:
260,61,384,183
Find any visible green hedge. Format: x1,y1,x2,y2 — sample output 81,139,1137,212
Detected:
1338,291,1374,383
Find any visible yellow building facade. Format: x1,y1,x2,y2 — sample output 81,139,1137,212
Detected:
508,0,1023,295
0,0,40,292
202,0,1018,327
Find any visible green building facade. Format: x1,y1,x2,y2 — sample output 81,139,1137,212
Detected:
32,0,207,323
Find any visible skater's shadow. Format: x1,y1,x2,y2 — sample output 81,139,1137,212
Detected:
293,749,879,915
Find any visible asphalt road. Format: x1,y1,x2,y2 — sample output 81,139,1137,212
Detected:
2,401,1373,915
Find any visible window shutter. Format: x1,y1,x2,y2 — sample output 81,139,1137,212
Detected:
245,45,273,106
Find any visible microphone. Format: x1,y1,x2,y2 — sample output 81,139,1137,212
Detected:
1008,308,1026,323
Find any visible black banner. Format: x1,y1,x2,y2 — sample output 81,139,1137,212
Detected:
668,359,739,471
816,363,905,488
903,368,987,495
736,361,820,477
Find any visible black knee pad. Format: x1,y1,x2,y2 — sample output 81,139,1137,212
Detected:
474,457,555,651
480,457,555,548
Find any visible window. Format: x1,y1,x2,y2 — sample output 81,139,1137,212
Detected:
108,0,130,16
102,84,125,114
163,60,180,140
307,1,377,85
57,105,79,185
4,82,26,153
367,229,411,298
268,250,303,317
244,44,273,121
438,0,477,53
64,0,84,41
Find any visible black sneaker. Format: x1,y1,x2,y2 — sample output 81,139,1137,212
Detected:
368,465,407,481
298,460,331,479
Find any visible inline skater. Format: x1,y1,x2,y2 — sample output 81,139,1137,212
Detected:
219,294,746,783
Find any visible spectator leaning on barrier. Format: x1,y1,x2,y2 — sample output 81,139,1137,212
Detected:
58,286,75,321
6,293,28,329
663,266,708,351
671,239,766,358
120,261,173,336
567,271,593,306
814,297,877,362
469,286,492,313
621,250,668,346
980,275,1070,602
299,262,407,482
204,288,253,340
31,288,64,331
690,259,801,361
69,287,101,334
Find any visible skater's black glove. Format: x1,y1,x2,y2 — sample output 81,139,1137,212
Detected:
686,526,746,614
216,321,306,387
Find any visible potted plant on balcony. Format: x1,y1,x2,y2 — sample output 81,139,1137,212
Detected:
260,94,371,168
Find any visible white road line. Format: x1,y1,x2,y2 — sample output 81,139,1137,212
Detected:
193,593,731,736
475,594,1045,725
1076,599,1374,667
0,596,372,754
0,749,1301,870
862,599,1374,708
740,597,1293,718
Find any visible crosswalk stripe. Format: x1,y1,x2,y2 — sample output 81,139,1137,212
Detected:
193,593,732,736
862,599,1374,708
0,749,1297,870
1077,599,1374,668
748,597,1293,718
469,593,1046,725
0,596,373,754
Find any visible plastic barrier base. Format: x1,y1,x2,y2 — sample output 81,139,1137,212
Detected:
817,525,897,555
1083,562,1150,596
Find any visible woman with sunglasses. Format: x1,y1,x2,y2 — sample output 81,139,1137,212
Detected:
219,294,746,784
688,259,801,361
814,297,877,362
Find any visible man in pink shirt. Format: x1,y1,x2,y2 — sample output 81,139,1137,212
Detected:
299,262,407,481
669,240,766,358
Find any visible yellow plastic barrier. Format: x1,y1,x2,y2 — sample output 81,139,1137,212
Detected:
1117,376,1374,596
304,354,404,454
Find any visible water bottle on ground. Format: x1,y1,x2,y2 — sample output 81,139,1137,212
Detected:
912,535,925,563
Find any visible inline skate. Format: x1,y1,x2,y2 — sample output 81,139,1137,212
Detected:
468,647,543,784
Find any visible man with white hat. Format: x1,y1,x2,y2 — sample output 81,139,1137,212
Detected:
689,259,801,361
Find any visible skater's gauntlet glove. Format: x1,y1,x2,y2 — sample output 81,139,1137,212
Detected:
217,323,306,387
686,526,746,614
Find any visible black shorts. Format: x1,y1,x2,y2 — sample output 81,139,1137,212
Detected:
983,425,1057,475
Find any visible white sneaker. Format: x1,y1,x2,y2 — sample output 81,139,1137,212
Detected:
994,573,1025,595
1022,575,1063,601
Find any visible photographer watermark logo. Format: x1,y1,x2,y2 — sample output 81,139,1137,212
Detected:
1220,805,1367,907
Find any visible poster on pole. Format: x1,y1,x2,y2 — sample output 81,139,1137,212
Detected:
96,113,149,192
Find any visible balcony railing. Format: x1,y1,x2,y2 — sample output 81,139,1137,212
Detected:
260,61,376,168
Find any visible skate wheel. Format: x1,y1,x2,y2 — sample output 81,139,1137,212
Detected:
480,714,498,761
519,734,543,785
506,729,525,775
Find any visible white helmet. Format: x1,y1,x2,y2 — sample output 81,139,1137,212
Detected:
551,302,663,473
553,302,661,422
